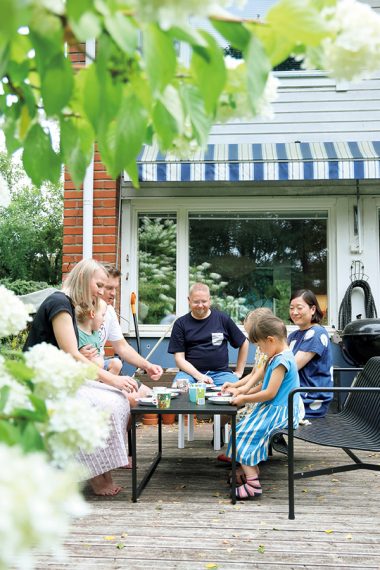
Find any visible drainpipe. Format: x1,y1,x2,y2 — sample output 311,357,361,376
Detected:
82,39,96,259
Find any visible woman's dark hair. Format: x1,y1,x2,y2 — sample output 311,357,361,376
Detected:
289,289,323,324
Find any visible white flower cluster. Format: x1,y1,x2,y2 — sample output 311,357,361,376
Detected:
0,286,31,339
0,356,32,415
305,0,380,81
0,444,89,570
47,398,110,468
131,0,246,30
24,342,97,399
0,173,10,208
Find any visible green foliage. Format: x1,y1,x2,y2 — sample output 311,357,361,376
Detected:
0,0,352,188
0,152,63,284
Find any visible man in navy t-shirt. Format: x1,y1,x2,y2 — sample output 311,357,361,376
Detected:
168,283,249,387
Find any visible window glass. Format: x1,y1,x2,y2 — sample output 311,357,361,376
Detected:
137,213,176,324
188,211,328,323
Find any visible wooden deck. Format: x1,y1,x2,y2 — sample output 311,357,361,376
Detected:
36,421,380,569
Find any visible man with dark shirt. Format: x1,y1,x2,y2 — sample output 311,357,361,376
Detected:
168,283,249,387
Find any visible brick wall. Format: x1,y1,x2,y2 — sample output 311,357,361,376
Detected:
63,43,120,276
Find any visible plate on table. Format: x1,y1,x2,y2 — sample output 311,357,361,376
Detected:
206,385,220,391
206,391,231,398
137,397,156,407
208,396,234,405
166,388,181,395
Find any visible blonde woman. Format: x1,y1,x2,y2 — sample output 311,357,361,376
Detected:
24,259,136,496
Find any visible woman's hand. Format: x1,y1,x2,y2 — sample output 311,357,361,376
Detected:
146,363,163,381
79,344,98,360
221,382,232,392
112,376,139,392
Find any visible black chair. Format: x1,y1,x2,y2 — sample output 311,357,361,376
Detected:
270,356,380,519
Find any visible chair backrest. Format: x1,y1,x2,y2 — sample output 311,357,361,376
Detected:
342,356,380,433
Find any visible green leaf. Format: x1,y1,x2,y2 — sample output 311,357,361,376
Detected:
143,24,177,94
82,64,101,131
180,85,211,147
0,386,10,413
41,54,74,116
98,90,147,179
67,0,102,41
153,100,178,149
28,394,48,419
0,41,10,77
20,421,45,452
22,123,61,186
168,26,208,48
61,117,94,187
211,20,251,52
191,31,226,115
244,35,271,115
253,23,295,68
266,0,329,47
0,420,21,446
124,159,139,188
5,360,34,383
104,13,138,55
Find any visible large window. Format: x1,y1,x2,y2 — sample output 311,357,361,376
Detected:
136,208,328,325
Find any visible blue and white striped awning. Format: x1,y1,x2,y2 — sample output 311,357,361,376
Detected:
127,141,380,183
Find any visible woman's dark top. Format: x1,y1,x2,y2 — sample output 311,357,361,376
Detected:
23,291,78,351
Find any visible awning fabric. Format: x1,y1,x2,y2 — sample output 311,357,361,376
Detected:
129,141,380,183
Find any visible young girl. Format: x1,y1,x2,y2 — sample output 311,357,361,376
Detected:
76,298,122,375
226,313,302,500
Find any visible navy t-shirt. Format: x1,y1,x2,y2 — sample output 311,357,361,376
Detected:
23,291,78,351
168,309,246,372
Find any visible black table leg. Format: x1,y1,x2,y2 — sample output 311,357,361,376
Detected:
131,413,137,502
231,414,236,504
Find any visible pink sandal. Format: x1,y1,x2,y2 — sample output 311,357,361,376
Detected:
235,476,262,500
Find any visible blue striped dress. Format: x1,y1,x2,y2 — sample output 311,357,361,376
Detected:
227,350,302,466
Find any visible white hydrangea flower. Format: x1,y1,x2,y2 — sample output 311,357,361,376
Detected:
0,444,89,570
131,0,246,30
0,173,10,208
0,356,32,414
46,398,110,468
24,343,97,399
0,286,31,339
305,0,380,81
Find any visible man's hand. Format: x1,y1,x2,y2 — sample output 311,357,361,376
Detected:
79,344,98,360
200,374,213,384
113,376,139,392
146,363,163,381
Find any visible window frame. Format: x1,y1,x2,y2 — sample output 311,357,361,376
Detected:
121,195,337,336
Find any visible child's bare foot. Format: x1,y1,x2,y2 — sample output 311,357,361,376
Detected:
90,473,122,496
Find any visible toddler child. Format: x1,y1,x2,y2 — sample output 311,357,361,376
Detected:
76,298,122,376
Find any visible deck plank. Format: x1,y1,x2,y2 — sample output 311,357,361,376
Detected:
34,422,380,569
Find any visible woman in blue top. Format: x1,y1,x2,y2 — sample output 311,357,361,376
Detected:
288,289,333,418
226,314,302,500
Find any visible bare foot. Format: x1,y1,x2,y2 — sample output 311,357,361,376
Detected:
121,456,133,469
90,473,122,496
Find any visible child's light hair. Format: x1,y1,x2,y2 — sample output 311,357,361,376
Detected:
248,314,287,344
244,307,273,330
62,259,106,311
75,297,104,324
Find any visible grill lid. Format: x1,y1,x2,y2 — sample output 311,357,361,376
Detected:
342,318,380,336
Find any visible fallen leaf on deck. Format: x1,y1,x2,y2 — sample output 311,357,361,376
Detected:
104,536,116,541
116,543,125,549
346,534,353,540
324,529,334,534
204,564,218,569
121,532,128,538
226,548,234,553
257,545,265,554
302,488,309,493
212,519,220,523
219,510,225,514
222,540,230,545
331,478,340,482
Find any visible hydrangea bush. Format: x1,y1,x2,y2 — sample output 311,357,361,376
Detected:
0,286,110,569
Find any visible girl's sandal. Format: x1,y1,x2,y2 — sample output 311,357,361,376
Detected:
235,476,262,500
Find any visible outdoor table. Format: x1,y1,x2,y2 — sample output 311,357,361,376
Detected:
131,393,238,504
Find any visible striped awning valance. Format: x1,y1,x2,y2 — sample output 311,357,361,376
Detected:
125,141,380,183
